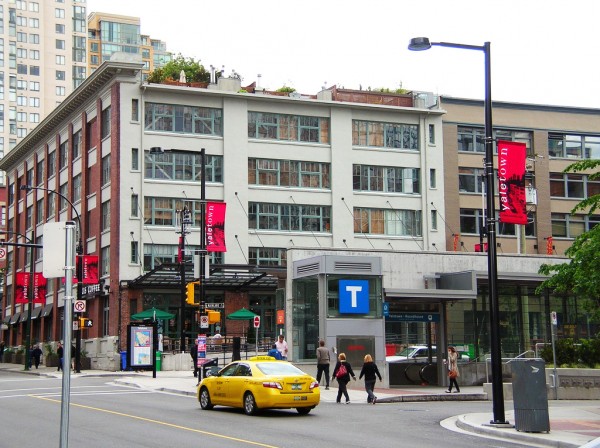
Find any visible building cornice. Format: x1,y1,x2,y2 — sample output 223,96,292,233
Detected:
0,61,143,171
441,95,600,115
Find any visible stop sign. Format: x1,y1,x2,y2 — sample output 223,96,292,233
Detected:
253,316,260,328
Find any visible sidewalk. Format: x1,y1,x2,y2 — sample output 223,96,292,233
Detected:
2,362,600,448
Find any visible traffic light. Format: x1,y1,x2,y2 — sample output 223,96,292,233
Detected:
79,317,93,328
207,311,221,324
186,282,195,305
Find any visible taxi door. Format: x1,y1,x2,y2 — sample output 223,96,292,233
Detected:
228,363,253,406
213,363,238,405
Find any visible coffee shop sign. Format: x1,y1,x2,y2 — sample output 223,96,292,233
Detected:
81,283,102,296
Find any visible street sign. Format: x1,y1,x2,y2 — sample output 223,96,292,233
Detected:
386,312,440,323
0,247,6,261
551,311,558,326
74,300,86,313
253,316,260,328
205,302,225,309
200,315,209,328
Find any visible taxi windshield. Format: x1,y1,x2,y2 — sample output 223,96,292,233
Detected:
256,362,305,376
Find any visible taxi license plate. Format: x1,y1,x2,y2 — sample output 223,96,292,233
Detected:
292,384,301,390
293,396,307,401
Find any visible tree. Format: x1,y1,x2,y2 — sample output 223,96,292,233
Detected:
146,54,210,84
538,159,600,315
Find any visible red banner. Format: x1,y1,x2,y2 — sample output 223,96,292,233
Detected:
80,255,99,284
15,272,29,304
206,202,227,252
33,273,47,304
546,237,554,255
497,140,527,225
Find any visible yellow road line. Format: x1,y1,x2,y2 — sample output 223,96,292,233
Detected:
31,395,279,448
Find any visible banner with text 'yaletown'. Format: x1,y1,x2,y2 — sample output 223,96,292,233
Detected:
497,140,528,225
206,202,227,252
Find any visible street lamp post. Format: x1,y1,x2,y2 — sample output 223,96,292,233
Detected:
0,230,37,371
21,185,84,373
408,37,506,425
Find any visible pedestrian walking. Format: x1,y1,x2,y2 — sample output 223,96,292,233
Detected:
359,354,382,404
191,340,199,377
0,341,5,362
316,339,330,390
275,334,289,360
332,352,355,404
31,344,43,369
445,346,460,393
57,342,64,371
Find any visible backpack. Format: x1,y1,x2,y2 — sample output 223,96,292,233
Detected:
335,363,348,379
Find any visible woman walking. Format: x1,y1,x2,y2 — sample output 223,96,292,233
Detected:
445,346,460,393
332,352,356,404
359,354,382,404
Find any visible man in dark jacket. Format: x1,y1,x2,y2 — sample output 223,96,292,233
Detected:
316,340,331,389
190,340,199,377
31,344,43,369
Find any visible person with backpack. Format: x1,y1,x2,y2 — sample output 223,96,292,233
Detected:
331,352,355,404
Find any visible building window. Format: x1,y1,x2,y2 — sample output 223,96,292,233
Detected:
101,200,110,231
101,106,111,139
72,130,81,160
248,202,331,232
431,210,438,230
35,159,43,186
131,194,139,217
144,152,223,183
72,174,82,202
56,23,65,34
36,198,43,223
353,165,420,194
430,169,436,189
460,208,535,236
59,183,68,211
47,194,56,218
548,133,600,160
145,103,223,136
56,39,65,50
459,167,485,193
101,246,110,276
56,86,66,96
29,66,39,76
550,173,600,199
458,126,532,155
248,158,330,189
429,124,435,144
56,70,65,81
143,244,222,271
26,205,33,229
29,97,39,107
130,241,139,264
249,247,287,266
55,8,65,18
26,167,34,186
131,148,139,170
29,34,39,44
102,297,109,337
353,208,422,237
29,81,40,91
47,151,56,178
144,197,206,227
56,55,66,65
101,154,110,186
59,139,68,170
248,112,330,143
352,120,418,150
551,213,600,238
131,99,139,121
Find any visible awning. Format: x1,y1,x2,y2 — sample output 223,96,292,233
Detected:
3,315,11,325
30,306,43,320
127,263,280,291
9,313,21,324
41,304,53,318
19,312,29,323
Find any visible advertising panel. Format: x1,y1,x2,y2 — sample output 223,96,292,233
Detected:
128,324,154,368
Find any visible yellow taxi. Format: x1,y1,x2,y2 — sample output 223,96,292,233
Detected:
197,356,320,415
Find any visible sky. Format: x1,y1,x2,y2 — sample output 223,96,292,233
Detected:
87,0,600,108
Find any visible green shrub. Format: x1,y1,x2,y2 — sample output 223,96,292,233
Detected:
540,337,600,368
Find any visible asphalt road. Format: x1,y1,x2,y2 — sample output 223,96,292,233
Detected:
0,371,531,448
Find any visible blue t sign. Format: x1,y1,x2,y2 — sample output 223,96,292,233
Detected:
339,280,370,314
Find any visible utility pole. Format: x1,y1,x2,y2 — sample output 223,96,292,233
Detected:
178,207,192,352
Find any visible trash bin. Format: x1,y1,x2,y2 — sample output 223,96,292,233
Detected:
202,357,219,378
155,351,162,372
511,358,550,432
120,351,128,371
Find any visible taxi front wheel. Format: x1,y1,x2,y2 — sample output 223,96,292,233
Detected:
199,388,213,410
243,392,258,415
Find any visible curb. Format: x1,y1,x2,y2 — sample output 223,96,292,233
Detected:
377,392,488,403
455,414,580,448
